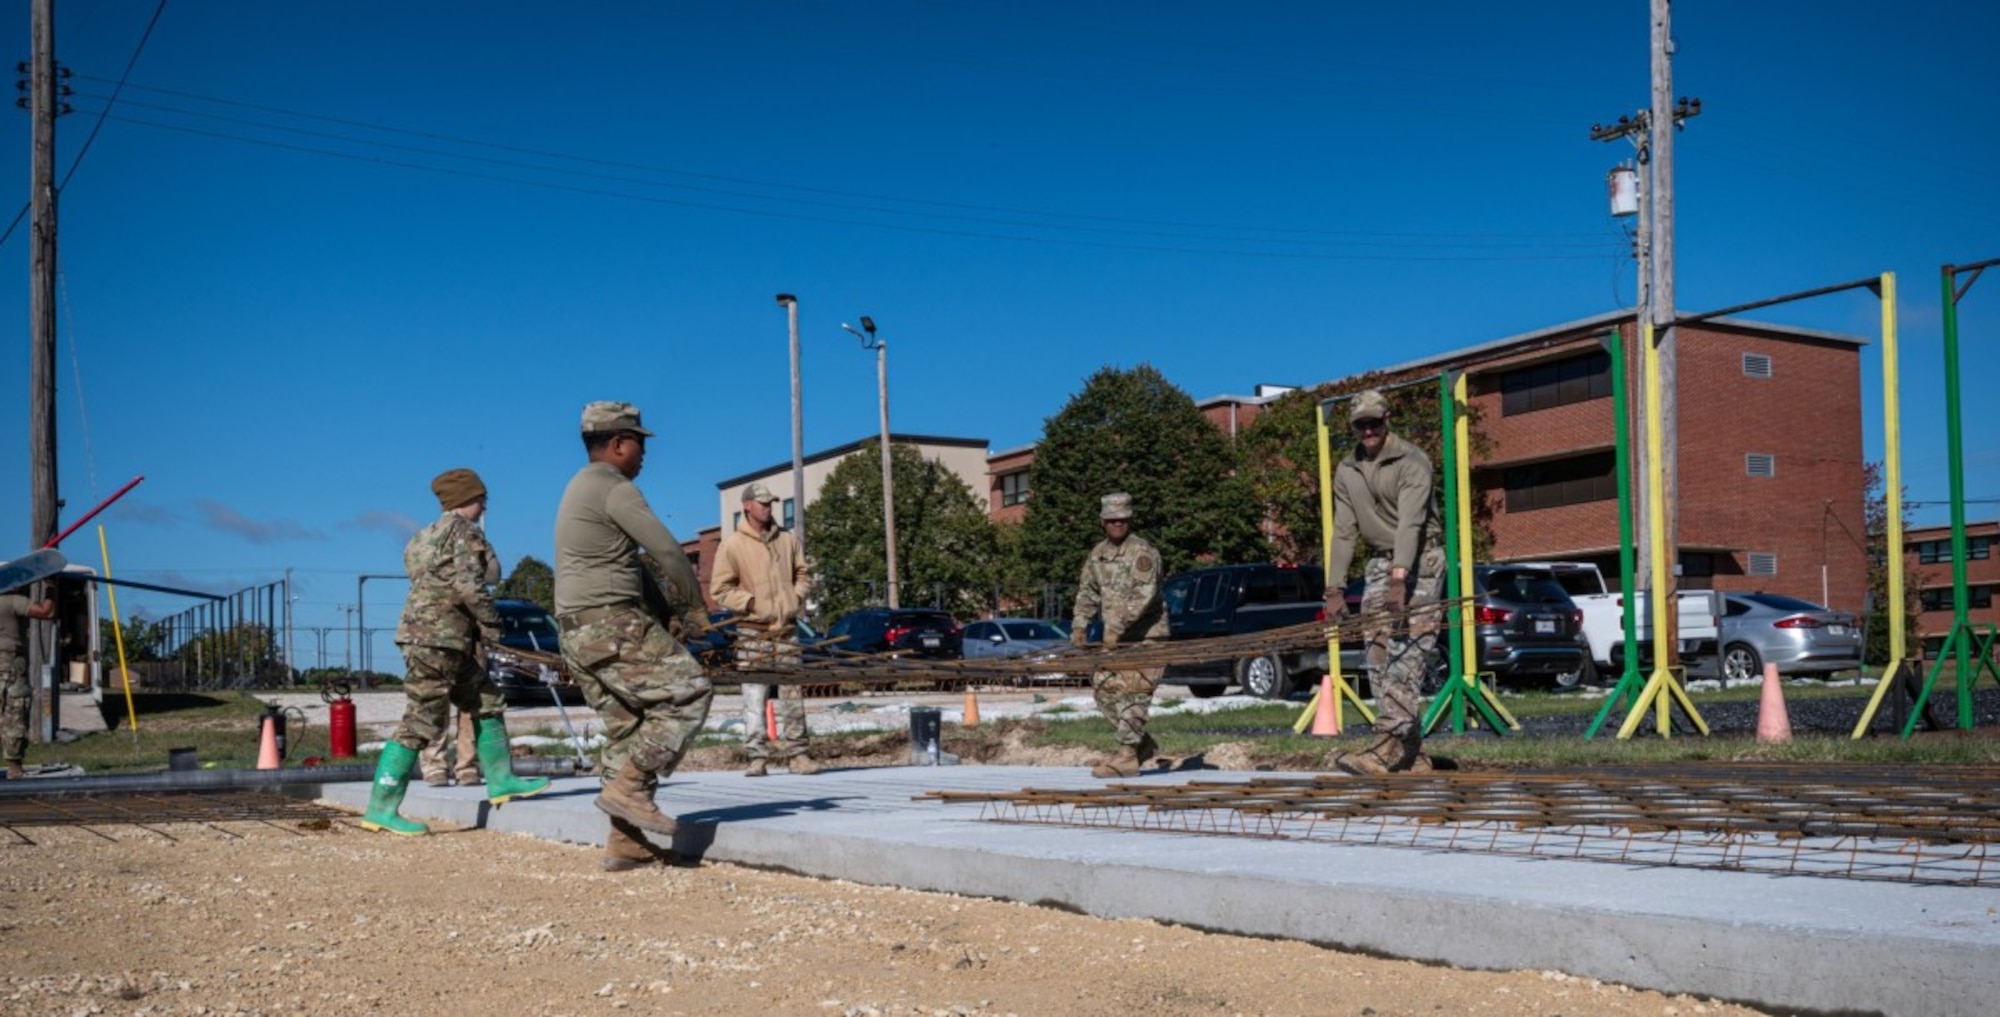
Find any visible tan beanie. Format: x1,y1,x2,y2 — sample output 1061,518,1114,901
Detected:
431,468,487,511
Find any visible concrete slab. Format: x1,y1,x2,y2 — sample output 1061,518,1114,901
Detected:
321,764,2000,1017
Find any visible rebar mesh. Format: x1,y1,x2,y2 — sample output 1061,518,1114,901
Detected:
922,765,2000,886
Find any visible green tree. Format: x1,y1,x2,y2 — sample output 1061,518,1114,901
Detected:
1237,375,1491,581
97,612,168,663
1019,364,1263,590
497,554,554,611
804,440,1000,621
1862,461,1920,666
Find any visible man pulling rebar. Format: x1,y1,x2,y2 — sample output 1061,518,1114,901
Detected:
1323,389,1446,776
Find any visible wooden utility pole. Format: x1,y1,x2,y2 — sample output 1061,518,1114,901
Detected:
1649,0,1680,663
28,0,61,742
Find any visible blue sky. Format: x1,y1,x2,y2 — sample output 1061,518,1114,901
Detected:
1,1,1994,672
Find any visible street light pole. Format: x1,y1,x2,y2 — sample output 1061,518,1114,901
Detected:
843,316,898,608
777,293,807,551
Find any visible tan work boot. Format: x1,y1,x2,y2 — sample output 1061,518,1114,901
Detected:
1331,734,1402,777
454,766,483,786
602,817,674,872
787,754,822,775
422,770,450,787
594,766,678,836
1135,734,1162,767
744,759,769,778
1090,744,1142,779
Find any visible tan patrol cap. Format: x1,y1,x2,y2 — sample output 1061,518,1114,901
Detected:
431,468,487,511
743,482,779,504
581,401,655,437
1348,389,1390,423
1100,492,1134,520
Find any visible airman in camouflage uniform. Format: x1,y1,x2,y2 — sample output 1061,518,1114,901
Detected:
1,587,55,779
1071,491,1170,779
1323,389,1446,776
555,401,713,873
360,468,550,835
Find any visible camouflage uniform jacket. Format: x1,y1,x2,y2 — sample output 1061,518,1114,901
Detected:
1072,534,1168,644
0,593,31,667
1326,432,1442,584
395,512,503,651
709,519,811,632
553,462,704,631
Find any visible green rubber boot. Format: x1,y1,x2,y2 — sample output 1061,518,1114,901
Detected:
475,717,551,806
360,742,429,836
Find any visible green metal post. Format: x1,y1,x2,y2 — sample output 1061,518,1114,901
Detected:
1941,266,1973,727
1438,372,1465,731
1587,327,1646,738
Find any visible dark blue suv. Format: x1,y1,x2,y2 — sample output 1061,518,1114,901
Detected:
822,607,963,659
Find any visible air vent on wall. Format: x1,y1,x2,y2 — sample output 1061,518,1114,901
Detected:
1745,453,1776,477
1743,353,1773,378
1747,552,1779,576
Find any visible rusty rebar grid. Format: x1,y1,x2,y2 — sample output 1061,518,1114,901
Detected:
921,765,2000,887
0,790,350,840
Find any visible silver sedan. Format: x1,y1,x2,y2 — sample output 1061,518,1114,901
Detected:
1717,593,1863,682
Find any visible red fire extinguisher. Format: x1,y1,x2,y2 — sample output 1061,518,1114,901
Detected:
323,679,358,760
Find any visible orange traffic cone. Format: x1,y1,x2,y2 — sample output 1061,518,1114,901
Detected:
256,715,281,769
765,698,779,740
1756,662,1792,744
1310,673,1342,737
963,686,981,727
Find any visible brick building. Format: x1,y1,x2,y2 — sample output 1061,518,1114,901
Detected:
1904,520,2000,656
981,309,1871,614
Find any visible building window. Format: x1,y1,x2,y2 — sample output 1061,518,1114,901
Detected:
1499,351,1613,416
1742,353,1773,379
1917,536,1994,564
1745,453,1775,478
782,498,796,529
1502,451,1617,512
1747,552,1779,577
999,471,1031,507
732,510,742,531
1923,585,1997,610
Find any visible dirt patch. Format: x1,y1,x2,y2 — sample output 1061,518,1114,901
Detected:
0,820,1770,1016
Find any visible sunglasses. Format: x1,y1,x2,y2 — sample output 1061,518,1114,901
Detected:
1351,418,1386,433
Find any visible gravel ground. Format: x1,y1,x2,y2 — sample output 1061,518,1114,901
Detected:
0,821,1772,1017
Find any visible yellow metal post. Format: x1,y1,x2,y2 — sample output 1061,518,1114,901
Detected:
1618,320,1709,738
97,525,140,735
1300,399,1374,732
1855,272,1908,738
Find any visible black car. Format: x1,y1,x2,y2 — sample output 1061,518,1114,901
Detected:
1155,563,1366,700
487,599,585,705
822,607,963,659
1469,565,1591,687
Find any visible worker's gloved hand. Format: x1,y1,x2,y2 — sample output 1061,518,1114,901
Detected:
1323,589,1348,622
1070,624,1089,649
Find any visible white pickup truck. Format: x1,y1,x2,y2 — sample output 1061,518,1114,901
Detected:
1515,561,1722,675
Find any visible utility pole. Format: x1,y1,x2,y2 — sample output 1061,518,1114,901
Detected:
283,567,295,681
1592,0,1698,658
1650,0,1680,663
341,606,356,672
842,317,898,607
27,0,62,743
777,293,807,553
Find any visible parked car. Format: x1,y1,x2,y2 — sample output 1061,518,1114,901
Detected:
1155,563,1364,700
1716,592,1862,683
486,598,585,705
684,610,826,670
962,617,1069,660
1514,560,1722,672
1468,565,1591,688
822,607,963,659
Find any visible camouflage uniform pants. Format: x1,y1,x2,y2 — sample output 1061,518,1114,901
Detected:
562,607,713,784
2,652,27,765
1360,545,1447,740
738,634,808,761
419,709,480,781
392,645,506,752
1092,644,1164,747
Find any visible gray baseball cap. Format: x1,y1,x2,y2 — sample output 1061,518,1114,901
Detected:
581,401,655,437
1348,389,1390,423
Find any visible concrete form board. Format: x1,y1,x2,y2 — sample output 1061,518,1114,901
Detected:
322,766,2000,1017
